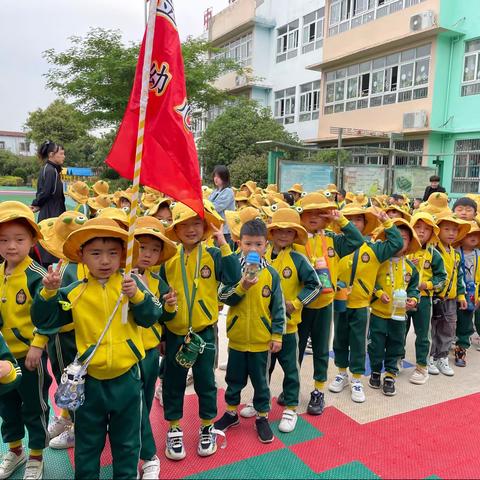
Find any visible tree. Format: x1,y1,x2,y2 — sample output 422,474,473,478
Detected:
228,154,268,187
43,29,241,128
25,99,88,149
198,100,299,177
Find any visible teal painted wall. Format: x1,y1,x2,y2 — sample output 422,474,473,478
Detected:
429,1,480,196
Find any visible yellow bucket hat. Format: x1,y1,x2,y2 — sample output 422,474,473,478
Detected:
409,212,440,245
67,181,90,204
341,204,380,236
298,192,337,212
38,211,89,260
325,183,339,194
240,181,257,196
0,201,42,241
166,201,223,243
375,217,421,255
345,192,355,203
146,197,172,217
95,207,129,229
248,194,267,209
92,180,109,196
353,192,369,207
418,192,451,219
225,207,261,241
384,204,412,221
202,186,213,199
235,191,250,202
63,217,139,266
267,208,308,245
288,183,304,194
115,190,134,208
437,215,471,244
265,184,278,193
87,194,111,211
143,186,163,197
453,220,480,247
141,192,159,210
134,216,177,264
261,201,290,219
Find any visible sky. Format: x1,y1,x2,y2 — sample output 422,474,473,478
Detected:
0,0,227,132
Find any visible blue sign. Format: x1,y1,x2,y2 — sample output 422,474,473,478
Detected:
278,161,335,193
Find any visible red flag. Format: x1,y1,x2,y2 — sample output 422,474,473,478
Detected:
106,0,203,215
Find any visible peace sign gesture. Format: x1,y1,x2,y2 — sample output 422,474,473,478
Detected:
210,223,227,247
42,260,63,291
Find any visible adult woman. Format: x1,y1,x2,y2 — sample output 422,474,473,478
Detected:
208,165,235,243
31,141,66,265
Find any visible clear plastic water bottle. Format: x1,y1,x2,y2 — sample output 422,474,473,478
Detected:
392,289,407,321
245,251,261,279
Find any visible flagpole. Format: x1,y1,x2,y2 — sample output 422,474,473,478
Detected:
122,0,158,323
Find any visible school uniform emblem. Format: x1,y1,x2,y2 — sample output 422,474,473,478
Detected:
282,267,293,279
200,265,212,279
262,285,272,298
361,252,370,263
424,260,431,269
327,247,335,258
16,289,27,305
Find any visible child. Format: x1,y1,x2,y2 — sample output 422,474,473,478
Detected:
66,181,90,217
406,213,447,384
161,202,241,460
133,216,178,479
454,221,480,366
215,219,285,443
368,219,421,396
452,197,477,222
294,193,364,415
332,204,402,403
147,198,173,225
263,209,320,431
32,217,164,479
0,201,52,480
86,195,111,218
429,215,470,376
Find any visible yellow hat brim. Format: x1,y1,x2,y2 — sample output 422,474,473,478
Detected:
134,227,178,264
267,222,308,245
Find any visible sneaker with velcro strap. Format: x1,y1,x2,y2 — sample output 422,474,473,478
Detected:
427,357,440,375
165,427,186,461
0,451,26,480
239,403,256,418
255,416,274,443
409,367,429,385
214,411,240,432
23,459,43,480
369,372,381,389
328,373,349,393
197,425,225,457
141,455,160,480
278,409,298,433
382,376,396,396
48,415,72,440
351,380,365,403
49,425,75,449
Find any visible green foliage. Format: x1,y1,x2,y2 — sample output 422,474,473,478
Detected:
228,154,268,188
0,151,40,184
302,149,351,165
0,176,24,186
43,28,139,127
198,100,299,177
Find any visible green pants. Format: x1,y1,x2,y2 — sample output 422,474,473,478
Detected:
456,308,475,349
140,347,159,460
163,326,217,421
75,366,143,480
269,332,300,407
405,296,432,366
225,348,270,413
368,314,406,376
333,307,369,375
0,354,51,450
298,305,333,383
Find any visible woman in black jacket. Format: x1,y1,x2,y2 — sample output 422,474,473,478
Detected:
31,141,66,265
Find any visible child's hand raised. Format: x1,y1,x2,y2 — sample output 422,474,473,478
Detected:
163,288,177,306
42,260,63,291
371,207,389,223
211,223,226,246
240,272,258,290
122,275,138,298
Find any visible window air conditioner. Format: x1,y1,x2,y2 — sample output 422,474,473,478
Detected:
403,111,428,129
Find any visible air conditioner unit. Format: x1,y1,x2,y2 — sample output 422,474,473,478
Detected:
410,11,435,31
403,111,428,129
235,75,247,87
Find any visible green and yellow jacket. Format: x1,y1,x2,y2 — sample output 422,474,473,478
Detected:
337,221,403,308
408,244,446,297
0,257,49,359
32,271,163,380
160,242,241,336
265,245,320,333
436,243,466,301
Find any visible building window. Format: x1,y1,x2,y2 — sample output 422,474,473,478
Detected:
302,8,324,54
274,87,296,124
276,20,299,63
452,139,480,193
351,139,423,165
328,0,425,37
213,32,253,66
0,141,5,150
461,39,480,97
323,44,430,114
299,81,320,122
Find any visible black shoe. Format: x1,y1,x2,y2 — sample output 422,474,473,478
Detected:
307,389,325,415
382,376,396,396
214,412,239,432
255,416,274,443
276,392,286,406
369,372,381,389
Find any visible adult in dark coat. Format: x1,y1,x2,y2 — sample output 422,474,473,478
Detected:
422,174,446,201
31,141,66,266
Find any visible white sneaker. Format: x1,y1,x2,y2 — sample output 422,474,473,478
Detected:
328,372,349,393
23,459,43,480
141,455,160,480
197,425,225,457
48,415,72,439
154,383,163,406
278,409,298,433
49,425,74,449
239,403,256,418
437,357,454,376
165,428,186,461
427,357,439,375
409,367,429,385
351,380,366,403
0,451,26,480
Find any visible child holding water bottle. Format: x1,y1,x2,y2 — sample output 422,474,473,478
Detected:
368,219,421,396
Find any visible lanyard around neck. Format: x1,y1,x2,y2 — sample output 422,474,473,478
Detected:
180,244,203,329
389,257,406,290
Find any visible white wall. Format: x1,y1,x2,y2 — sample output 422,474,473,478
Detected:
0,134,35,156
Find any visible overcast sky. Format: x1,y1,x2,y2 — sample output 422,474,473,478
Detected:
0,0,227,132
